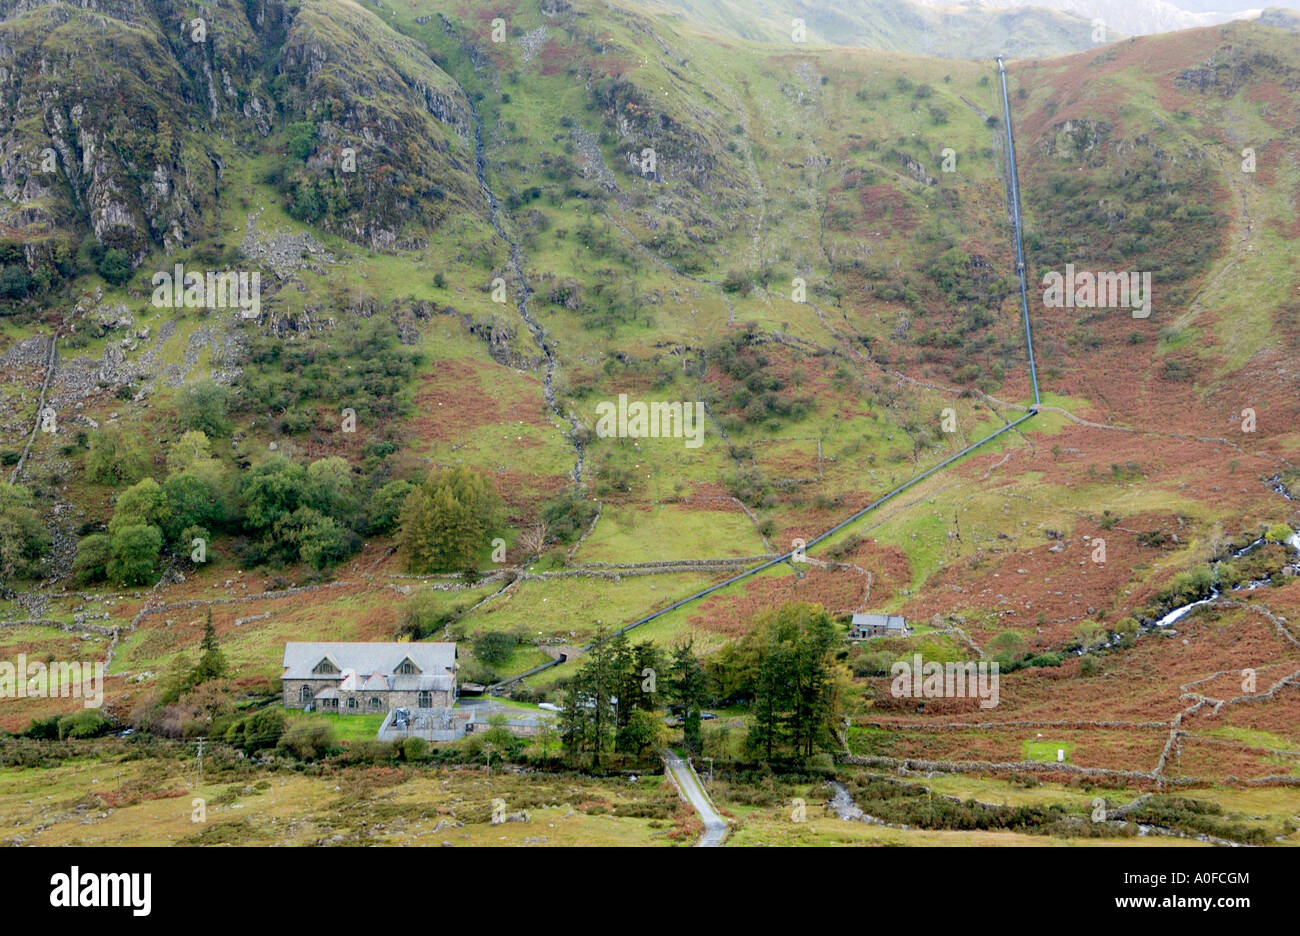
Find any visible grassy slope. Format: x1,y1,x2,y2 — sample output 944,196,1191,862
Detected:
0,0,1298,800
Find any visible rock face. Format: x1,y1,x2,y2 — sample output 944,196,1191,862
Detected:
273,0,481,249
0,0,480,267
1035,119,1112,163
0,0,292,265
896,151,937,186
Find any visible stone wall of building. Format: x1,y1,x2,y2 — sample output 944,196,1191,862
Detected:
283,678,333,708
281,678,453,712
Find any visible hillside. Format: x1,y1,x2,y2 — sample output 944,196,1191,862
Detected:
1,0,1299,847
643,0,1110,57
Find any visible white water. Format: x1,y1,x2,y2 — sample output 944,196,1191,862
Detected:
1153,590,1220,628
1153,525,1300,628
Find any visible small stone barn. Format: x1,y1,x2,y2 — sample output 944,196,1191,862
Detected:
848,614,910,640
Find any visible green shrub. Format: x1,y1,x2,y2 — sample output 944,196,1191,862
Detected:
72,534,111,585
398,736,429,761
1265,523,1294,544
97,249,132,286
57,709,110,740
178,381,232,437
23,716,61,739
473,630,520,666
276,720,335,760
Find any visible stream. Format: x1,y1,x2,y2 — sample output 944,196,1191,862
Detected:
462,86,585,485
1149,474,1300,631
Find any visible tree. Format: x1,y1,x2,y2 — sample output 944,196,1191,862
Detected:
364,479,413,534
533,717,559,761
108,477,169,536
86,427,151,486
986,630,1027,668
98,248,132,285
191,609,227,683
748,629,793,761
161,471,224,547
1072,620,1108,652
473,630,520,667
285,121,318,161
618,708,665,758
668,639,708,755
0,482,50,588
518,520,548,559
540,489,598,542
108,524,163,585
166,430,215,473
241,457,306,531
275,506,347,569
560,625,618,768
177,380,231,437
733,603,843,762
72,533,111,585
0,264,32,300
304,456,356,523
1265,523,1294,544
397,466,503,572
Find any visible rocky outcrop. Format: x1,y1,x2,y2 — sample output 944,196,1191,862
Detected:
274,0,481,248
0,0,283,265
1035,118,1111,162
0,0,478,266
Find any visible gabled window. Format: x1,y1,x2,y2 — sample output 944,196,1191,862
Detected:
394,657,421,675
313,657,340,675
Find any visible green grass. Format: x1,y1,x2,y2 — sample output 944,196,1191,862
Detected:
1024,740,1074,763
288,710,386,741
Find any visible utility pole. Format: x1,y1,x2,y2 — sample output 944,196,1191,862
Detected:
196,736,206,786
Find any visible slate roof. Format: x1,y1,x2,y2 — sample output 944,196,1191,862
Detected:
850,613,908,632
282,642,457,681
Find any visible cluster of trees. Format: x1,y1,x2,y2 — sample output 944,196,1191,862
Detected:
78,429,227,585
71,393,579,584
1027,153,1221,312
396,466,503,573
559,632,707,767
237,455,362,568
710,326,814,432
74,390,522,584
558,604,843,766
238,318,420,442
0,482,50,591
74,424,376,584
712,602,845,761
22,709,111,741
0,236,129,308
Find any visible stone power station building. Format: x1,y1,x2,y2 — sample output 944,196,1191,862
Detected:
282,642,457,713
